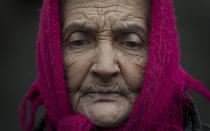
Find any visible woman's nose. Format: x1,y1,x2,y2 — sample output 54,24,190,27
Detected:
90,45,120,83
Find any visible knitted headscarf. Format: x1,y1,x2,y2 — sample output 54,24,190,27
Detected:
19,0,210,130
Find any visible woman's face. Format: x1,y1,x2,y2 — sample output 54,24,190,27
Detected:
61,0,150,128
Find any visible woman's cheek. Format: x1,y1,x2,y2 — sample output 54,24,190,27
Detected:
63,49,95,90
118,51,148,92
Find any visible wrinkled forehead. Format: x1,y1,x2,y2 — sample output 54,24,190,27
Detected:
61,0,150,9
61,0,151,31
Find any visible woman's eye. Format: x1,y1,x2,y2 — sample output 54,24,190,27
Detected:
123,41,138,48
71,39,88,47
116,33,145,51
120,41,142,50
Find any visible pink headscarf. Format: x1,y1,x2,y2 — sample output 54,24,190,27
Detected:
19,0,210,130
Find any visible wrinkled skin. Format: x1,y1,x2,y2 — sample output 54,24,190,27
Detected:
61,0,151,128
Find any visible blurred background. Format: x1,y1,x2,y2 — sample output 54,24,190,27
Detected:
0,0,210,130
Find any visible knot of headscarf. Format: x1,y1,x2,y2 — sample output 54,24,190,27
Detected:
57,114,96,131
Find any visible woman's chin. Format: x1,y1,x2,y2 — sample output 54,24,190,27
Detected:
77,96,132,128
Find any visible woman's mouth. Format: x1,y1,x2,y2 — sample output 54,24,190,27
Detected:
87,92,122,102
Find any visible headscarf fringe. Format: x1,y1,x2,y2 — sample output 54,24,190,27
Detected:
18,81,43,131
27,96,43,131
181,68,210,101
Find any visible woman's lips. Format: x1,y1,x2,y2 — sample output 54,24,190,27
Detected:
87,92,121,102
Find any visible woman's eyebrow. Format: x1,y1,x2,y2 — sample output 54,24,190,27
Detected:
111,24,146,36
62,22,98,40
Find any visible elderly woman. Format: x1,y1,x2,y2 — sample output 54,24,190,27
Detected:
19,0,210,130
